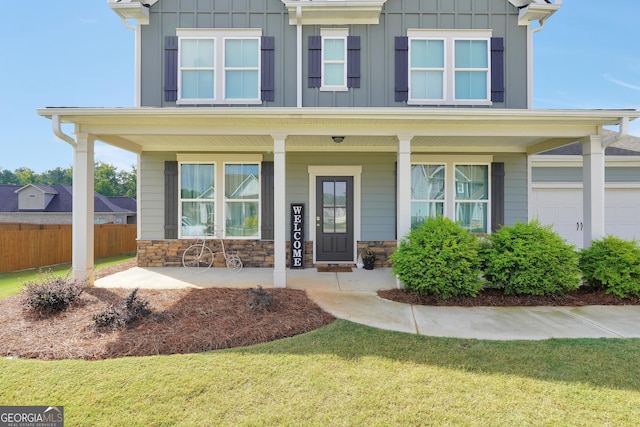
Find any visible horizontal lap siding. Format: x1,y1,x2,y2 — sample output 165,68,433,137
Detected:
140,152,176,239
493,154,528,226
286,153,396,241
533,166,640,183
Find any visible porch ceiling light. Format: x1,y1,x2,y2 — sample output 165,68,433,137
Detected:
332,136,345,144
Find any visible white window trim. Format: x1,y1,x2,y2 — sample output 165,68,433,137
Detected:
176,28,262,105
412,155,492,232
178,154,262,239
320,28,349,92
407,29,492,106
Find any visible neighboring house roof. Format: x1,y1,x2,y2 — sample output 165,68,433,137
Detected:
539,130,640,156
0,184,136,214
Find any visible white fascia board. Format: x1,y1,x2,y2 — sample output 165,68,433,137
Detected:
518,2,561,26
109,2,150,25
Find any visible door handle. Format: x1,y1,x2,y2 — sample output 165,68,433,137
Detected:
577,222,580,231
580,222,583,231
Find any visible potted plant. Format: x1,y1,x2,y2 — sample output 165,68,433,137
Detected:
361,249,377,270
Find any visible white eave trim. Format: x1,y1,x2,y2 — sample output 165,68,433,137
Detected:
281,0,389,25
518,1,562,26
109,1,150,25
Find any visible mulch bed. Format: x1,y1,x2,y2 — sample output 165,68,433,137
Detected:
378,287,640,307
0,287,334,361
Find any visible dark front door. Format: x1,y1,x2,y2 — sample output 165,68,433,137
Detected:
316,176,354,262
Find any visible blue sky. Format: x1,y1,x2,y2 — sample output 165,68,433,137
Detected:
0,0,638,173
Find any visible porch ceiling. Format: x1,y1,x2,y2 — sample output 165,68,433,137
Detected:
37,107,639,155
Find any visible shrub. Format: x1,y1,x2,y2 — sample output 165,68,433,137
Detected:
21,271,85,313
245,285,273,312
93,288,152,330
390,216,483,299
480,220,581,296
579,236,640,298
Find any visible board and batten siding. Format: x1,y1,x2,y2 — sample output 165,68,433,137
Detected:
141,0,296,107
142,0,527,109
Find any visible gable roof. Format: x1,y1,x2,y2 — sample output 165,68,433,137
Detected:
0,184,136,214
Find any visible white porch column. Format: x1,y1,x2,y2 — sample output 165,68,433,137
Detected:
272,134,287,288
396,135,412,288
397,135,413,240
582,134,605,248
72,133,95,285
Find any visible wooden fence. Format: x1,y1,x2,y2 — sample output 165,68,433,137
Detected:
0,223,137,274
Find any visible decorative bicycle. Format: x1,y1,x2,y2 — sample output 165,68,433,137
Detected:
181,224,243,273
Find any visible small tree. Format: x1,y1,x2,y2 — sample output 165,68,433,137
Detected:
390,216,483,299
480,220,581,296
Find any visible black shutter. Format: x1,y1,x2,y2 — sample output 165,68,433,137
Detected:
308,35,322,88
261,162,274,240
164,36,179,102
261,36,275,102
164,161,178,239
491,37,505,103
395,37,409,102
347,36,361,88
491,162,505,232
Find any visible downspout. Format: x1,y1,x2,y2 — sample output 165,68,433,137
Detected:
52,114,76,146
602,116,629,148
118,18,142,107
526,19,549,109
296,6,303,108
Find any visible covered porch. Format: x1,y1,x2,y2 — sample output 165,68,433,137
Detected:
37,107,639,287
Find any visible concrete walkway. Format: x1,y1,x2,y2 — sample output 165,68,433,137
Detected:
96,267,640,341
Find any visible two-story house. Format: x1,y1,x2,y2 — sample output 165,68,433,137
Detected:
38,0,639,286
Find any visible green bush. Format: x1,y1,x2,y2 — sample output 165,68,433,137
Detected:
579,236,640,298
20,270,85,313
390,216,483,299
480,220,581,296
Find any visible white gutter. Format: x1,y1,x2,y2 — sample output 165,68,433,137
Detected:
52,114,76,146
602,116,629,148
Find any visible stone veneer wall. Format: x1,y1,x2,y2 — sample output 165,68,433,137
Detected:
137,240,396,268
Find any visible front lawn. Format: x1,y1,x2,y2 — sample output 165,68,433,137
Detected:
1,320,639,426
0,254,135,300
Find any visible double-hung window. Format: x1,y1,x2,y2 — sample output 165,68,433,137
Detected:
177,29,261,104
408,30,491,105
411,157,491,233
308,29,360,90
321,28,348,91
179,155,261,239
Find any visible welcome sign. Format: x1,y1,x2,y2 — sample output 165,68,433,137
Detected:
290,204,304,268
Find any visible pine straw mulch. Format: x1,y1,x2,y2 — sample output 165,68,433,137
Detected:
0,280,334,361
378,287,640,307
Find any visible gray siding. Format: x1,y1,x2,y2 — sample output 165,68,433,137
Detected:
141,0,527,108
286,153,397,241
494,153,527,226
139,152,176,239
533,166,640,183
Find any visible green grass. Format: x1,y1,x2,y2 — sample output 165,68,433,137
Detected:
1,320,639,426
0,254,135,300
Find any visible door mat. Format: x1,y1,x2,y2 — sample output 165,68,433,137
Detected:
317,266,352,273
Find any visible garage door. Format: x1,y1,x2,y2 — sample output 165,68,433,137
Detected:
530,187,640,248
